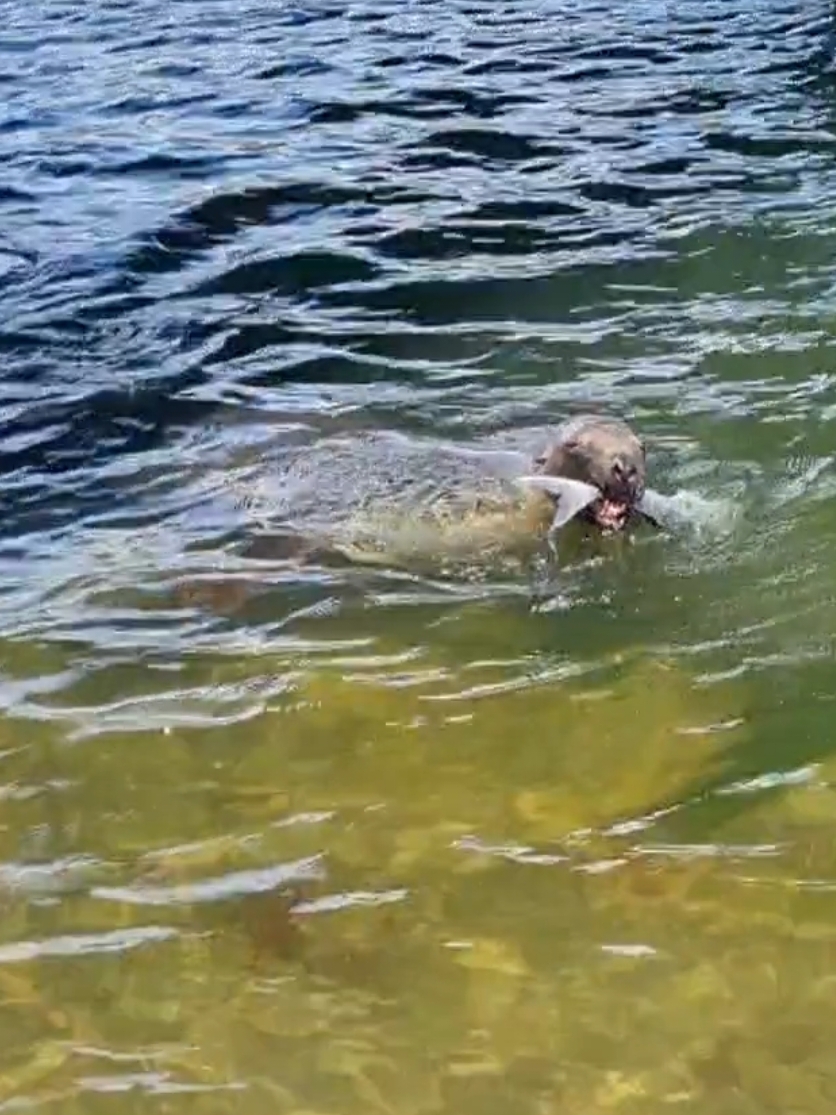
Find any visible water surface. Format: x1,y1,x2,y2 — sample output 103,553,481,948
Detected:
2,1,836,1112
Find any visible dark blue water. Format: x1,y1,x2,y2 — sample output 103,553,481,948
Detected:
3,2,833,532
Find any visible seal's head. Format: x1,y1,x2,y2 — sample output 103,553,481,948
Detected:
536,415,647,533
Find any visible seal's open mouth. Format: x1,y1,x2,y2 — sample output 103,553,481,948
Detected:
592,497,630,531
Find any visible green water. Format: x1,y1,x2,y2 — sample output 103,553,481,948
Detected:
4,540,836,1113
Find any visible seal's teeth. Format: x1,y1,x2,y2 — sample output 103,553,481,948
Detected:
594,498,630,530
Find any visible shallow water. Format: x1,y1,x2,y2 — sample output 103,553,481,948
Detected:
3,0,836,1111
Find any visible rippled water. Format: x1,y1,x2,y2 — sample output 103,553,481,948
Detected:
3,1,836,1111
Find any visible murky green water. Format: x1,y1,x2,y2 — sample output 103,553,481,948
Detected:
4,0,836,1111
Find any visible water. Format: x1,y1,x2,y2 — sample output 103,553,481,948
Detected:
2,0,836,1110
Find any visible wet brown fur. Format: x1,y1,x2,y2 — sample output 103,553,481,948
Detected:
535,414,648,528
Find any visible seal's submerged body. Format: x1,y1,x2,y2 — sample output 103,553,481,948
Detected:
216,415,667,583
301,415,667,568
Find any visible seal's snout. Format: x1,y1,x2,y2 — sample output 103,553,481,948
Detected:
612,457,631,479
591,452,645,532
608,456,641,500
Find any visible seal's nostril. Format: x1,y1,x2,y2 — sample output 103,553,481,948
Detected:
612,458,625,478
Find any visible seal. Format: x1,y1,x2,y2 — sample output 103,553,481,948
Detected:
536,414,649,531
506,414,665,547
